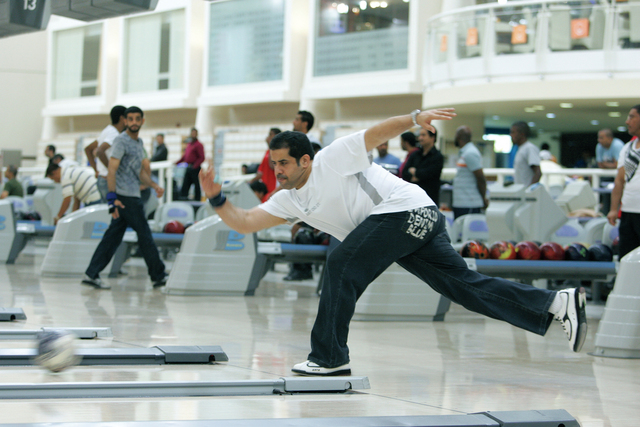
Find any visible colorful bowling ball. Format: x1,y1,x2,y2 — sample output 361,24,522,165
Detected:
588,243,613,262
460,240,490,259
539,242,565,260
565,243,589,261
163,220,185,234
515,241,541,260
489,241,517,260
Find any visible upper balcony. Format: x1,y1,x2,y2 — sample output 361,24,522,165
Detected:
423,0,640,118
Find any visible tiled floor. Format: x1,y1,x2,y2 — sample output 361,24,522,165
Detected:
0,241,638,426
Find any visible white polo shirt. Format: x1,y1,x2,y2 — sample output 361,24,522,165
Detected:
259,130,434,241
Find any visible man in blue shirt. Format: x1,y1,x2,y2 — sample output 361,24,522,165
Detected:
373,141,402,175
452,126,488,219
596,128,624,170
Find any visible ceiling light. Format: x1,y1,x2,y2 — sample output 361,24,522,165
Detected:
370,1,380,7
591,120,599,125
533,105,545,111
528,122,536,127
336,2,348,13
606,101,619,107
560,103,573,108
546,113,556,118
608,112,621,117
403,0,410,2
618,126,627,132
352,6,360,13
524,107,536,113
360,0,367,9
380,1,388,7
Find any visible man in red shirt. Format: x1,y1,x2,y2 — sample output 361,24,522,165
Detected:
176,127,205,200
251,128,281,201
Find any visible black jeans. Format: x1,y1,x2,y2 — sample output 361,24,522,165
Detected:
453,207,482,219
619,211,640,259
181,166,201,201
85,195,165,282
308,206,556,368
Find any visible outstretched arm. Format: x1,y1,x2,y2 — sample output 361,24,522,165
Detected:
364,109,455,152
199,166,286,234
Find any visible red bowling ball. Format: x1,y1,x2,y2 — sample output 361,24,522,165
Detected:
460,240,490,259
515,241,541,260
539,242,565,260
489,241,517,260
163,220,185,234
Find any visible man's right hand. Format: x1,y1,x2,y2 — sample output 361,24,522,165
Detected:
106,192,125,219
199,166,222,199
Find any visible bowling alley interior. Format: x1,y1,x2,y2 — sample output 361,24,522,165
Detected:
1,0,640,426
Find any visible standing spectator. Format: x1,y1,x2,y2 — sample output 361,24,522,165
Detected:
452,126,488,219
539,143,557,163
510,121,541,186
176,127,205,201
45,164,101,224
82,106,166,290
398,131,418,177
596,128,624,170
608,105,640,259
44,145,56,165
85,106,127,203
251,128,281,200
1,165,23,199
373,141,402,174
402,127,444,206
151,133,168,180
293,110,321,145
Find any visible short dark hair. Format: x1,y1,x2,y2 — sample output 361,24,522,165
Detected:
427,128,438,140
541,143,550,150
456,126,472,144
269,131,315,163
401,132,417,148
46,144,56,153
249,180,268,196
270,127,282,135
7,165,18,176
52,154,65,161
157,133,165,138
110,105,127,125
632,104,640,115
124,106,144,118
511,121,530,138
297,110,315,131
46,163,60,177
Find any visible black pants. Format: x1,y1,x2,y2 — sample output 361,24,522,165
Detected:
619,211,640,259
308,206,555,368
181,166,201,201
85,195,165,282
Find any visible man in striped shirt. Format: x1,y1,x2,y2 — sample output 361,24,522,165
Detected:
46,163,102,224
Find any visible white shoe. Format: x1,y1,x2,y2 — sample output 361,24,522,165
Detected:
554,287,587,352
292,360,351,376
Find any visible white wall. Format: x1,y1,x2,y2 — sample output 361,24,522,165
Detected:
0,30,47,163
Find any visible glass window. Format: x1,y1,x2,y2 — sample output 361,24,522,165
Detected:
207,0,285,86
52,24,102,100
123,9,185,93
315,0,410,76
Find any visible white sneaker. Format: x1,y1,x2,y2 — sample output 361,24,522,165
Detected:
554,287,587,352
82,275,111,290
292,360,351,376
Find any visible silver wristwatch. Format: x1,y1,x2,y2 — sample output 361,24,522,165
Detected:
411,109,421,126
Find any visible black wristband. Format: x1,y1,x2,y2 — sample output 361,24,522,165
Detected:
208,192,227,208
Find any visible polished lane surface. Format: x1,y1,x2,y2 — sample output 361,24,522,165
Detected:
0,242,638,426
